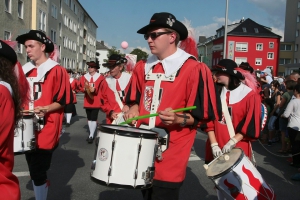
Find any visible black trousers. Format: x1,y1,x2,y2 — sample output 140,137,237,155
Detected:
288,127,300,164
85,108,99,121
25,149,53,186
142,185,181,200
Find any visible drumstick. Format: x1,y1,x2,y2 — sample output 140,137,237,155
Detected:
22,108,48,113
119,106,197,125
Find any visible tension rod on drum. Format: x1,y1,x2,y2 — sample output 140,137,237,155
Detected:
133,138,142,188
107,132,116,185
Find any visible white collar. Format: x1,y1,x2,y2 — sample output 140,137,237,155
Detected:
0,80,12,95
106,72,131,91
84,72,101,82
145,48,194,77
23,58,58,81
221,83,252,104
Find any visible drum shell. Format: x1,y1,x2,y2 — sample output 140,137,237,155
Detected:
206,148,275,200
91,125,158,189
14,113,35,153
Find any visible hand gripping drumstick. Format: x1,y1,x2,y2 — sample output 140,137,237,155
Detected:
118,106,197,125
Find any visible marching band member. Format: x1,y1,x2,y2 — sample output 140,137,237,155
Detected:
16,30,73,200
102,54,131,124
0,40,28,200
64,69,78,127
204,59,261,163
125,12,220,200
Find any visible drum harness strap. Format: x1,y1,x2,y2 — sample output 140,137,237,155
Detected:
221,98,257,166
140,67,177,160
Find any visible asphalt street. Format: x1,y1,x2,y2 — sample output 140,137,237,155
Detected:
13,93,300,200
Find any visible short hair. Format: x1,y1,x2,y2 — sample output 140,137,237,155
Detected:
164,28,180,45
294,84,300,93
285,80,297,90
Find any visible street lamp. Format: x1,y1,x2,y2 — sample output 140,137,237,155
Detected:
223,0,229,59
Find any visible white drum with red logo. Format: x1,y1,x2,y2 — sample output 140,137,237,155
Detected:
91,124,158,189
14,112,35,153
206,148,275,200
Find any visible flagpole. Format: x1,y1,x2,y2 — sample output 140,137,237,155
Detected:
223,0,229,59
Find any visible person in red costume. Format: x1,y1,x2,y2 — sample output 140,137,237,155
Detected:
204,59,261,163
0,40,29,200
102,54,131,124
124,12,221,200
78,61,116,143
64,69,78,127
16,30,73,200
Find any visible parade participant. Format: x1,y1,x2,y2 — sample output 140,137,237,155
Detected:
0,40,27,200
16,30,73,200
125,12,220,200
64,69,78,127
102,54,131,124
78,61,116,143
204,59,261,163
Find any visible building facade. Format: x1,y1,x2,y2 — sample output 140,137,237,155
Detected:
95,40,109,74
0,0,98,72
282,0,300,74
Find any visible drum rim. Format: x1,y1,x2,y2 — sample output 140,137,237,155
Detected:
99,124,158,139
90,176,152,189
207,148,244,179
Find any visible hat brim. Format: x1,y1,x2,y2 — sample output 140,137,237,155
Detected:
16,34,54,53
211,67,244,80
137,21,188,41
86,62,100,69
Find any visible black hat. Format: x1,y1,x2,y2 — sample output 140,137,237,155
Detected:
86,61,100,69
0,40,17,65
212,59,244,80
66,69,74,74
102,54,127,68
137,12,188,41
239,62,254,74
16,30,54,53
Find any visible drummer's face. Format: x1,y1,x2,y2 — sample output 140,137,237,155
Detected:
215,72,229,85
146,27,173,59
25,40,45,62
109,64,123,78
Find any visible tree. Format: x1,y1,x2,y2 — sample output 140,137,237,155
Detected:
130,48,149,62
104,46,125,62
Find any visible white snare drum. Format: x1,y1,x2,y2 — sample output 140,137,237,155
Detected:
14,112,35,153
91,124,158,189
206,148,275,200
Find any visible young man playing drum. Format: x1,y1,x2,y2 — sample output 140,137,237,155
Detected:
125,12,220,200
102,54,131,124
16,30,73,200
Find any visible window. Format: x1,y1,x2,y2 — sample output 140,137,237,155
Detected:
236,43,248,52
17,43,23,54
297,30,300,37
60,0,62,14
4,31,11,40
235,57,247,65
39,10,47,32
280,44,292,51
256,43,263,51
267,52,274,59
5,0,11,13
50,30,56,43
279,58,291,65
242,27,247,32
51,4,58,19
64,0,68,4
295,44,298,51
59,23,62,37
18,1,24,18
255,58,262,65
254,28,259,33
269,42,274,49
298,15,300,23
298,1,300,8
294,59,297,64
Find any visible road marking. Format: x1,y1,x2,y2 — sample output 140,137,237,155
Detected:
189,153,201,161
13,171,30,177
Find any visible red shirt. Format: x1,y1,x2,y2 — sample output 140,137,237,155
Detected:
0,84,20,200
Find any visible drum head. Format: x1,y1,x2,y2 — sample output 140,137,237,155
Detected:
99,124,158,139
22,112,34,118
206,148,244,179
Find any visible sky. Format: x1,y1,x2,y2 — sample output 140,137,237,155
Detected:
79,0,286,54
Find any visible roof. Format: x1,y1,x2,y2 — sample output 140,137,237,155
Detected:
228,18,281,38
96,41,109,50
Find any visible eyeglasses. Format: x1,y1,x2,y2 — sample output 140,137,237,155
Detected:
144,31,172,40
88,66,96,68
